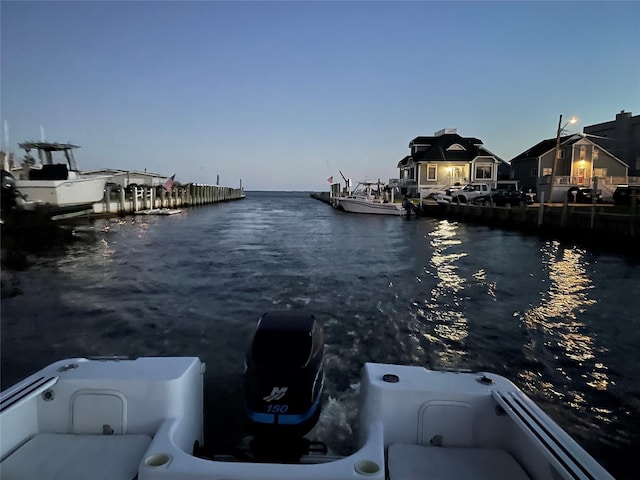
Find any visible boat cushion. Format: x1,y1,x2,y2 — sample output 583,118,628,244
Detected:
0,433,152,480
387,444,530,480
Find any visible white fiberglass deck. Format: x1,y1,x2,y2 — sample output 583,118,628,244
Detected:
0,357,614,480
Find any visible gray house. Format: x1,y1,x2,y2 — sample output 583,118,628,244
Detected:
510,134,628,200
397,129,509,196
583,110,640,177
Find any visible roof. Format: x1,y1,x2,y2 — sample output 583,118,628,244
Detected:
410,135,483,147
407,133,499,163
19,142,80,151
397,155,411,168
510,135,578,161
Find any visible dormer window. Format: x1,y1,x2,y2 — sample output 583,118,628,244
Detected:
447,143,466,151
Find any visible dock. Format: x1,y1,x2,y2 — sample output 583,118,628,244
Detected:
311,191,639,256
93,183,245,216
423,200,639,255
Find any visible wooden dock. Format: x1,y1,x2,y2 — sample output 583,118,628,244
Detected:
311,190,638,256
93,183,245,216
422,200,639,255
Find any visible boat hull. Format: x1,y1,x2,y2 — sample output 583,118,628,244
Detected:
339,198,405,215
14,176,108,208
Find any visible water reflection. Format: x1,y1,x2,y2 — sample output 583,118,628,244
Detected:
519,241,610,411
414,220,469,367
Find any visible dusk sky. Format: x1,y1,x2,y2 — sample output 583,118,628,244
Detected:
2,1,639,191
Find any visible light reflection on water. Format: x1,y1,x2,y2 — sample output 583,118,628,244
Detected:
414,220,470,367
512,240,618,445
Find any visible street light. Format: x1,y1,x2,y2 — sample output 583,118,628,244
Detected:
547,114,578,204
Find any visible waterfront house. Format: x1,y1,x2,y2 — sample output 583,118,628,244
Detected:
510,134,628,200
584,110,640,177
396,129,508,197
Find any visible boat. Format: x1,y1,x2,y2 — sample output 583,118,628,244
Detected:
338,181,405,215
0,311,614,480
10,142,109,210
1,168,96,231
134,208,183,215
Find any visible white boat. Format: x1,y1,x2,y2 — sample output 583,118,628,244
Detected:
0,312,613,480
338,181,405,215
135,208,183,215
11,142,108,209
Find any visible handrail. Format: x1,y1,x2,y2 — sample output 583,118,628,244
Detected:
491,390,612,480
0,376,58,413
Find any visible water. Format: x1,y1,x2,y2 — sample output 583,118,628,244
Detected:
1,191,638,478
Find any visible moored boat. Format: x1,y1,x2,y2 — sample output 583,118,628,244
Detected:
11,142,108,209
338,181,405,216
0,312,614,480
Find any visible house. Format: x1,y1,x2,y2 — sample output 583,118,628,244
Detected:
510,134,628,201
583,110,640,177
396,129,508,197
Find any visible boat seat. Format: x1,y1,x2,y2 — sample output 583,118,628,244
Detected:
0,432,152,480
387,443,530,480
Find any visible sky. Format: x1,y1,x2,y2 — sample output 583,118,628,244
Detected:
1,1,639,191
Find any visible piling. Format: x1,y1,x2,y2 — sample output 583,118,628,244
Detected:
92,183,245,216
423,200,639,256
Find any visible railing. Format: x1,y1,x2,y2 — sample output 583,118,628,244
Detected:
0,376,58,413
491,390,612,480
553,175,640,186
392,179,417,188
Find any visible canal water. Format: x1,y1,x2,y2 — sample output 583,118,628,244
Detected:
1,191,638,478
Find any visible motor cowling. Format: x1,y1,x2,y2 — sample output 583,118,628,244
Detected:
244,312,324,440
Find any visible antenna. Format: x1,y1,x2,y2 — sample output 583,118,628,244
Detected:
40,125,46,142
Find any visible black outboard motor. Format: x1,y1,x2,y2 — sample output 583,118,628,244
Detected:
244,312,324,447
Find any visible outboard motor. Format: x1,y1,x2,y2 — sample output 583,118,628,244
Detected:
244,312,324,453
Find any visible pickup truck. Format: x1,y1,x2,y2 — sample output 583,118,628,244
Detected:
437,181,535,206
436,183,491,204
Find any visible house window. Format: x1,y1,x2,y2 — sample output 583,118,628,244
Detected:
593,148,599,161
475,163,493,180
531,168,539,177
427,165,436,181
594,168,607,178
579,146,586,159
559,150,565,159
447,143,466,151
542,167,552,176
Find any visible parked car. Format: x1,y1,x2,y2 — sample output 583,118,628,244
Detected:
567,187,602,204
613,185,640,206
472,190,534,207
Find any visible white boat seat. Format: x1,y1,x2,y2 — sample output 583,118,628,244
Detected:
0,432,152,480
387,444,530,480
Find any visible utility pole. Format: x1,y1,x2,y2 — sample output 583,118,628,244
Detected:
548,114,563,205
548,114,577,204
